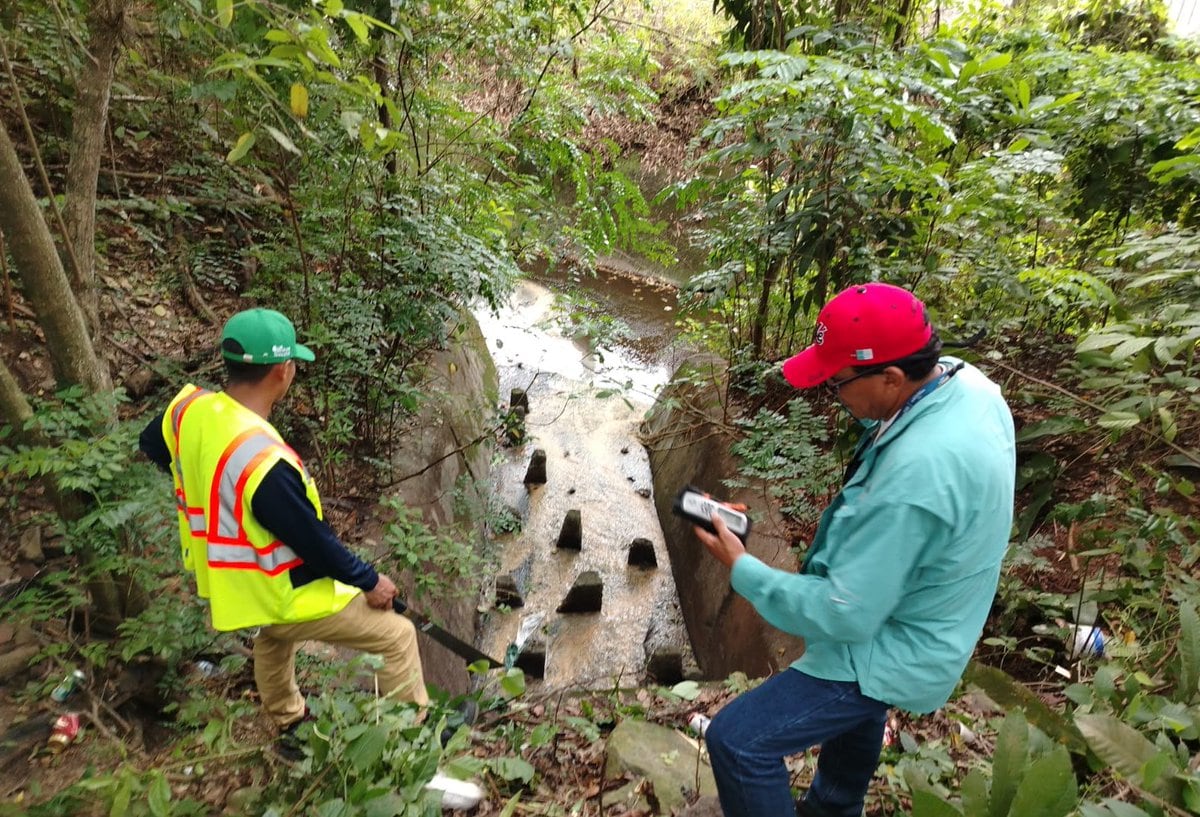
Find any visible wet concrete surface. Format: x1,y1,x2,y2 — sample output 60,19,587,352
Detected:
475,269,693,689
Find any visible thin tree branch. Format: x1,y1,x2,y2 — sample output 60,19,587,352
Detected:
395,40,423,173
598,14,714,47
988,358,1200,466
382,422,505,488
485,0,619,185
0,37,88,289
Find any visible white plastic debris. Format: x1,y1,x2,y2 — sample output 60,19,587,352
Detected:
514,612,546,652
425,771,484,810
1033,620,1106,659
1068,624,1105,659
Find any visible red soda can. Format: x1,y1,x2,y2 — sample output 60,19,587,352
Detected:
47,713,81,753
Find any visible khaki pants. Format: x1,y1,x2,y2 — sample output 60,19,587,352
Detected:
253,593,429,728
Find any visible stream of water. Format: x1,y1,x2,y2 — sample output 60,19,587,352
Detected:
474,265,695,689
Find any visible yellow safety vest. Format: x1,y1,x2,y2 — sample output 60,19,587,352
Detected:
162,384,359,631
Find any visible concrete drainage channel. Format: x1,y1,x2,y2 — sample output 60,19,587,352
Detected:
475,272,693,690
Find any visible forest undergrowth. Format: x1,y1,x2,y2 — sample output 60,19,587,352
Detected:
1,0,1199,815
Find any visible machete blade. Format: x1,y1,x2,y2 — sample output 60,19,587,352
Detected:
392,599,504,669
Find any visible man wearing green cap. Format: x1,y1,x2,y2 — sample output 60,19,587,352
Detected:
139,308,428,752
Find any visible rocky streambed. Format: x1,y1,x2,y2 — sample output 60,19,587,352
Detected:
475,268,697,688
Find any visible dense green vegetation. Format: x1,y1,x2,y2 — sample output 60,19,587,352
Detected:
1,0,1198,814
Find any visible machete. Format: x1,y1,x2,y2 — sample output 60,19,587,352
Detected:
392,598,504,669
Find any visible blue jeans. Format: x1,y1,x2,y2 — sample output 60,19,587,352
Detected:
706,669,889,817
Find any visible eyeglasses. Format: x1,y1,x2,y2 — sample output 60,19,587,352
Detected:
824,367,886,395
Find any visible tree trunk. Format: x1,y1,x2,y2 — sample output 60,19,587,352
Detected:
2,2,143,633
0,122,110,393
63,0,129,334
0,356,34,435
891,0,915,50
750,156,790,359
751,254,782,358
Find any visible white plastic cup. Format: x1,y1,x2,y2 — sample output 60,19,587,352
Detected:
425,771,484,810
688,713,711,737
1069,625,1105,659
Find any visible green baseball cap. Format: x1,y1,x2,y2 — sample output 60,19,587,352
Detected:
220,308,316,364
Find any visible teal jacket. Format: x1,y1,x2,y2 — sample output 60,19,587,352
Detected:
730,359,1015,713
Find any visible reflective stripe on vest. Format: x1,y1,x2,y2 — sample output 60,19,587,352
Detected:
206,429,302,576
171,387,210,452
176,489,205,537
164,384,360,630
171,387,210,538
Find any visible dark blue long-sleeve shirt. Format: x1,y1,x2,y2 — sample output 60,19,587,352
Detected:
139,413,378,592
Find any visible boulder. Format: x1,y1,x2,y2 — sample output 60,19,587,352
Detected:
0,645,40,683
381,310,498,696
603,719,717,813
678,796,723,817
642,354,805,679
19,527,43,563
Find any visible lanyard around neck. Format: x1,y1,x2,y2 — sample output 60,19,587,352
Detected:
842,361,964,485
888,361,964,429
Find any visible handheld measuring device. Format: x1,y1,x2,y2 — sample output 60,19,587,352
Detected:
672,486,752,543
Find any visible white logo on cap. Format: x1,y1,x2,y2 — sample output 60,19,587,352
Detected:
272,344,291,357
814,322,827,346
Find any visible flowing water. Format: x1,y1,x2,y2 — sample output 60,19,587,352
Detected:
474,264,694,689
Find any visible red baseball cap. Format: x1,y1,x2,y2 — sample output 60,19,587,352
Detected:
782,283,932,389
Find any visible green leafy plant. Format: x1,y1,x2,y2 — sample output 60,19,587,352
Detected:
1073,229,1200,453
0,390,205,673
379,497,485,603
726,397,837,521
260,693,448,816
1076,709,1198,809
907,711,1078,817
19,767,210,817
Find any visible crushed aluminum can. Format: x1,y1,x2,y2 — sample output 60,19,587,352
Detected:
50,669,86,703
882,716,901,749
47,713,81,753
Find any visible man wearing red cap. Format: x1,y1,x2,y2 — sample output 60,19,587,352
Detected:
692,284,1015,817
